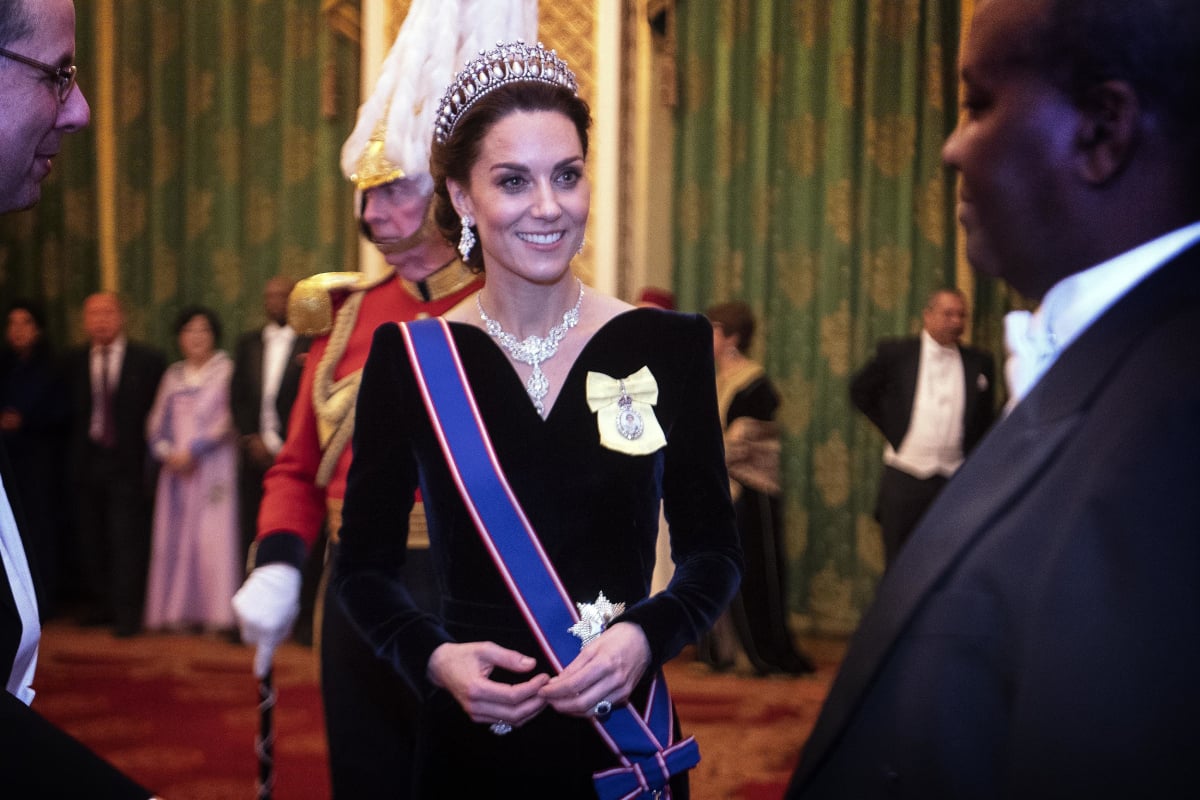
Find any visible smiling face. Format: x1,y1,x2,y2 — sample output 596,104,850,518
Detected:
941,0,1084,298
447,110,589,289
0,0,90,213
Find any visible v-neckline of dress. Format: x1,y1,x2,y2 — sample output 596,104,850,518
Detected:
447,308,642,424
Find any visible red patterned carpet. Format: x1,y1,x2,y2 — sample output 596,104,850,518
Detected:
34,622,844,799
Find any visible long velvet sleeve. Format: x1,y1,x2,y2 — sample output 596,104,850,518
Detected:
615,314,743,671
332,324,451,696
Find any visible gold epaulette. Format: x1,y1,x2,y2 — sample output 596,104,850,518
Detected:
287,270,391,336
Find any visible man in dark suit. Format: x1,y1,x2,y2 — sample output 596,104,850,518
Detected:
1,1,153,794
850,288,995,565
788,1,1200,797
67,292,165,637
231,275,309,561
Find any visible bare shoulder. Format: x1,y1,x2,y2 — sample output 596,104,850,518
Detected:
580,291,634,333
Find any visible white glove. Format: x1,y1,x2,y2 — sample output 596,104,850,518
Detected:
231,563,303,678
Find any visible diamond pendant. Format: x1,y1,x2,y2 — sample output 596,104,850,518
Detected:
476,279,585,417
526,365,549,411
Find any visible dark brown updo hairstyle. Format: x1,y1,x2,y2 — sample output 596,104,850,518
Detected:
706,300,757,354
430,81,592,272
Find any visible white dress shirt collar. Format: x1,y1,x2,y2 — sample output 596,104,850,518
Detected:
1006,220,1200,408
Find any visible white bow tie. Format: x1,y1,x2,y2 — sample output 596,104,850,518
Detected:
1004,309,1056,409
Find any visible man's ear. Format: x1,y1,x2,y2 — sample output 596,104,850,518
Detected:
1075,80,1139,185
445,178,473,220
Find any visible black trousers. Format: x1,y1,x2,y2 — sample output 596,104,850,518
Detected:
320,544,437,799
76,446,153,632
236,453,268,568
877,465,949,567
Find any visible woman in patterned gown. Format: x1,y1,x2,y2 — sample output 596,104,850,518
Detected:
333,43,742,798
143,306,239,633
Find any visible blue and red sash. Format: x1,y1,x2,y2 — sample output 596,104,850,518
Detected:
400,318,699,800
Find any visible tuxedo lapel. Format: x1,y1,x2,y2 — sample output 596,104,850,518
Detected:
794,245,1200,789
792,403,1080,784
246,334,265,412
895,339,920,432
957,347,987,439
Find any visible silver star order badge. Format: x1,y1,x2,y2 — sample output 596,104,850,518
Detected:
568,592,626,648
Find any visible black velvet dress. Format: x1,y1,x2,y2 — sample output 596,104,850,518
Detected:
717,376,814,676
334,308,742,798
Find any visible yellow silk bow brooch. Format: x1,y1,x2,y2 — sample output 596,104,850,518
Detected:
585,366,667,456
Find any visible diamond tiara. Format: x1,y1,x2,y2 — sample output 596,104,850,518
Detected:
433,40,578,145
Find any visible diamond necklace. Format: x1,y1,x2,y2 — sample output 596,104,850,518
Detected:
477,278,585,416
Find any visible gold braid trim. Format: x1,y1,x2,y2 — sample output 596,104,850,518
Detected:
289,271,394,336
399,258,478,303
314,291,365,488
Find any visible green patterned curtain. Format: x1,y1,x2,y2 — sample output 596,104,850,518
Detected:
675,0,981,634
0,0,359,354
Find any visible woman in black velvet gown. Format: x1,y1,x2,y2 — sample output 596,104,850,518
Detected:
700,301,815,677
333,43,742,798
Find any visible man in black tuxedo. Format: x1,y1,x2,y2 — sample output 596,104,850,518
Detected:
231,275,309,561
788,1,1200,797
850,288,995,565
1,0,153,794
66,292,165,637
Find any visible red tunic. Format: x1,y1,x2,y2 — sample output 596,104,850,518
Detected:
256,270,481,552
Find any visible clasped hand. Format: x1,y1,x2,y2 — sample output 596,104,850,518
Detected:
427,622,651,730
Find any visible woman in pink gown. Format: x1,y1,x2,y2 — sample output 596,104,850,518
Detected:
144,306,239,632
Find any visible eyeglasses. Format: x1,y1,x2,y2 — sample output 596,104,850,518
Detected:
0,46,78,103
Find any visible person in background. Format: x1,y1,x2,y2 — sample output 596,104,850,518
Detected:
0,301,68,618
849,288,994,566
231,276,309,565
787,0,1200,796
332,41,741,797
67,292,166,638
143,306,239,634
231,2,535,794
0,0,156,795
701,300,814,676
230,276,319,643
636,286,675,312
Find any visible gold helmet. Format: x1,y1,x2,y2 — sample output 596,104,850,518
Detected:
340,0,539,192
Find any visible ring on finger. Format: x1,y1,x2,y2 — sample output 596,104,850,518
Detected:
489,720,513,736
592,699,613,720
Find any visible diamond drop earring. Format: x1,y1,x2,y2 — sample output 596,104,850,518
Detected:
458,215,476,260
